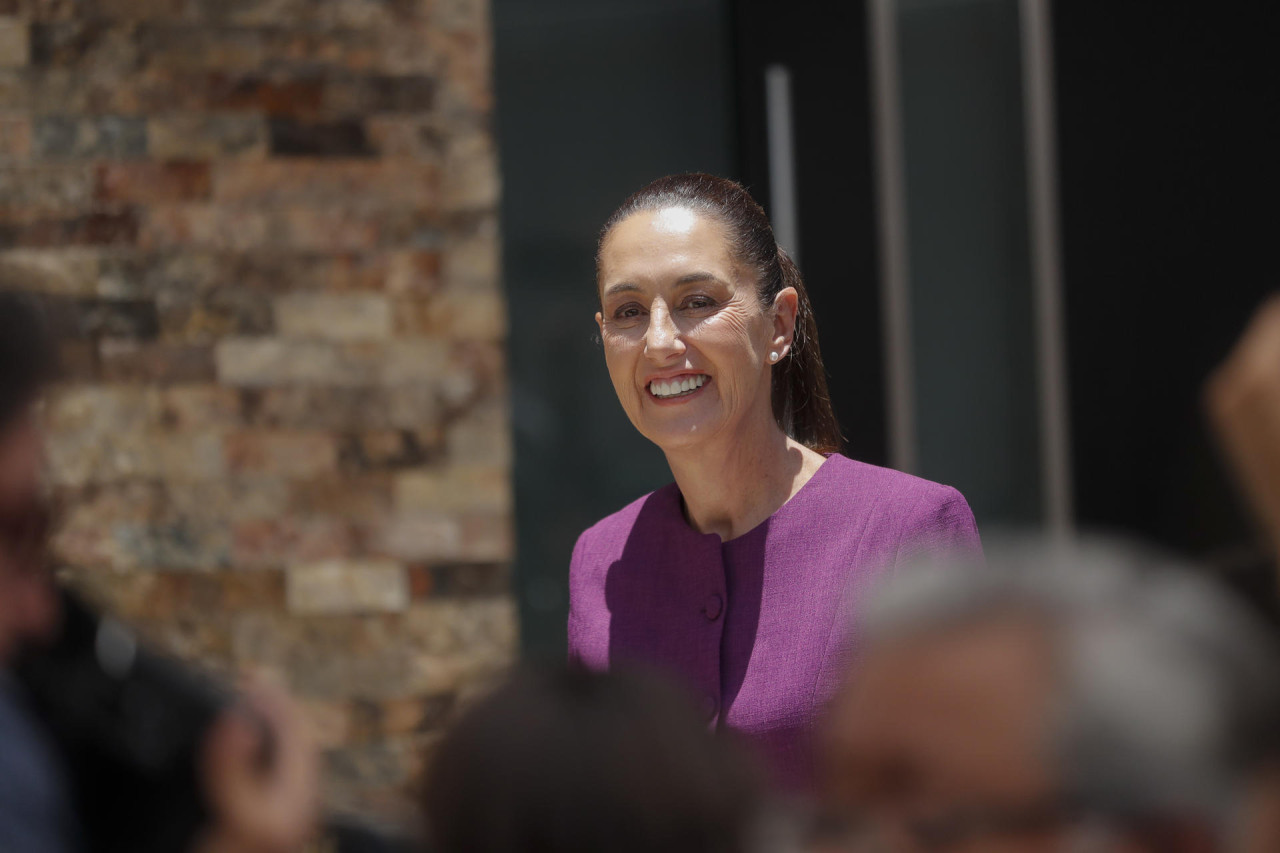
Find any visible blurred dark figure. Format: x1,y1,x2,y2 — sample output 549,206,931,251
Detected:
819,540,1280,853
1207,295,1280,596
423,665,765,853
0,289,318,853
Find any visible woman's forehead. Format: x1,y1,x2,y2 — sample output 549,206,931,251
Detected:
599,207,737,282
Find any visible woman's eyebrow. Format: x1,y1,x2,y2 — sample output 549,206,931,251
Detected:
675,272,727,286
602,282,641,298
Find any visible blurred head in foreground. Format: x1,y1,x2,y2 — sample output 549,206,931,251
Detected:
0,289,59,664
423,665,763,853
821,539,1280,853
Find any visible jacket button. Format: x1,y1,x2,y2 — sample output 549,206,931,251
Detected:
703,594,723,621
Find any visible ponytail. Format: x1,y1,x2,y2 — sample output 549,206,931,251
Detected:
599,173,844,454
772,248,841,454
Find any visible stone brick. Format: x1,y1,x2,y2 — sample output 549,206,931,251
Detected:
64,297,160,337
303,699,352,750
274,293,391,342
379,339,450,385
409,562,508,599
0,114,31,162
183,0,427,28
384,383,444,429
288,474,392,521
365,116,444,160
157,287,275,341
98,251,221,299
53,482,236,570
429,29,492,123
323,737,428,820
338,429,440,474
223,429,338,477
402,599,517,661
287,559,409,615
368,511,460,562
268,118,372,158
0,164,94,213
199,72,326,116
1,209,139,247
139,204,270,251
33,116,148,159
148,114,268,160
232,517,354,568
393,290,505,341
458,512,513,562
0,18,28,68
44,425,229,486
230,610,416,700
441,215,498,290
99,338,217,383
386,250,441,295
445,394,511,466
214,161,438,209
95,161,212,204
395,463,510,514
0,246,99,294
157,385,242,429
324,74,436,115
166,476,291,522
216,338,367,387
441,131,497,212
28,19,139,71
432,0,489,33
279,207,380,252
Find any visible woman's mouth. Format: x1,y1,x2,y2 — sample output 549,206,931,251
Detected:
648,374,708,400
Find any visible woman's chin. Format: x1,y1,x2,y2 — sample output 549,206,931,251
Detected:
639,417,725,455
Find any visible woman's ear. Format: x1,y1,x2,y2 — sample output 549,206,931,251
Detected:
771,287,799,359
595,311,605,334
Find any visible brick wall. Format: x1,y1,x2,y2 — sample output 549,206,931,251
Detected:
0,0,513,820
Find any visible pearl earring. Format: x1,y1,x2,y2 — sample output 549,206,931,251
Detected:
769,352,779,363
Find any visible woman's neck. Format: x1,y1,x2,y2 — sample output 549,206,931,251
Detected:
664,411,828,541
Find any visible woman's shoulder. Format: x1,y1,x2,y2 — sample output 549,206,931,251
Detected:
821,454,966,506
815,455,980,552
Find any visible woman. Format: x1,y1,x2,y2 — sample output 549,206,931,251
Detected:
567,174,981,791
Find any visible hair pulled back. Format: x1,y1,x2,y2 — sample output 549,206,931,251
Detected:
598,173,841,453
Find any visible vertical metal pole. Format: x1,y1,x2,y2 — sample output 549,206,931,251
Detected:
1019,0,1074,536
867,0,917,473
764,64,802,266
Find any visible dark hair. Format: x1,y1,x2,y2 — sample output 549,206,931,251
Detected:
598,173,842,453
0,290,57,431
423,665,762,853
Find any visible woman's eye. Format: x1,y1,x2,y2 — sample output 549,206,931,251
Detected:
683,297,715,310
613,304,643,320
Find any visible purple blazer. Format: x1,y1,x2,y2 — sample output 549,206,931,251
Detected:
568,454,981,791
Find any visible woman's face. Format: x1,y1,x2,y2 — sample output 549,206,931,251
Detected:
596,206,794,454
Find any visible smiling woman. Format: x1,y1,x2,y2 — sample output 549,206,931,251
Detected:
568,174,983,792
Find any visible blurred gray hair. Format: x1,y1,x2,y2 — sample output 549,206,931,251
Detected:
858,536,1280,832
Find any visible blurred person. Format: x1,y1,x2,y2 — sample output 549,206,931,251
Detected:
569,173,981,792
0,289,317,853
1207,294,1280,593
820,540,1280,852
422,664,766,853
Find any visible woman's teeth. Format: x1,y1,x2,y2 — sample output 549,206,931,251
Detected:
650,375,707,399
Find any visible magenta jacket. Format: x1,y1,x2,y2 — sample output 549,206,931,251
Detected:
568,454,982,791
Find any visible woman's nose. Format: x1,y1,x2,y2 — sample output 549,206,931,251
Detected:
643,301,684,360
